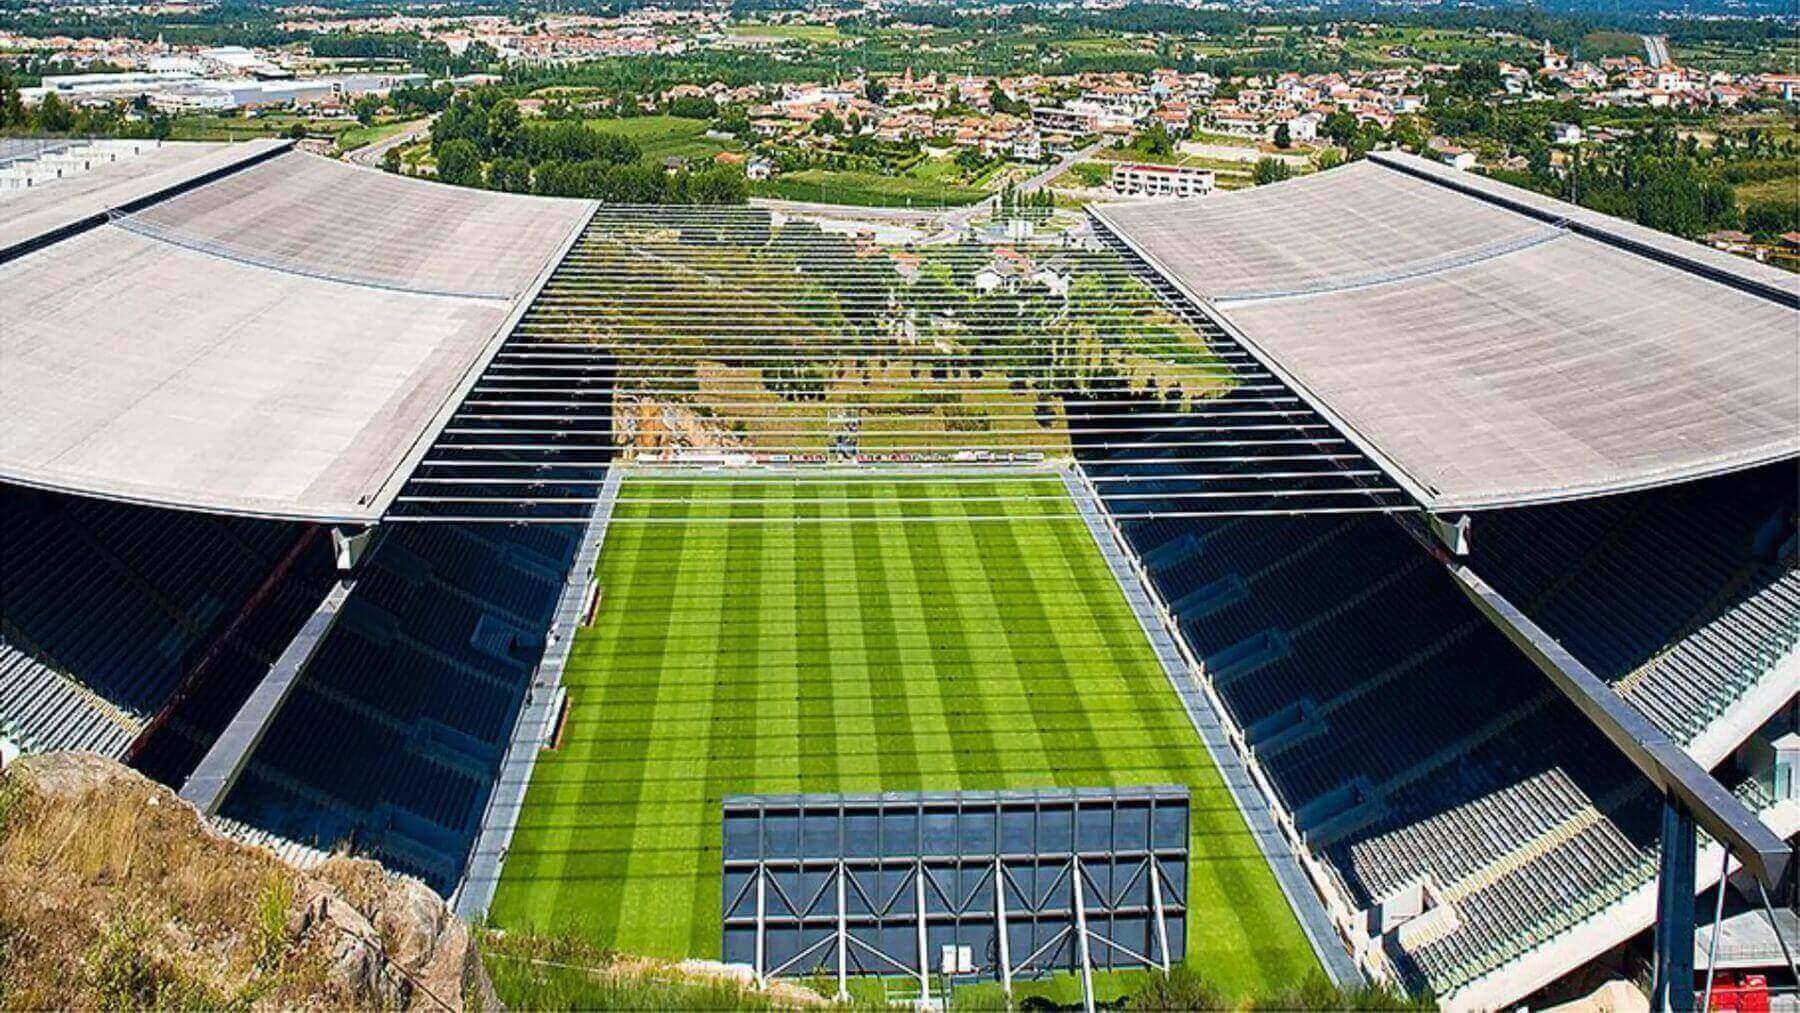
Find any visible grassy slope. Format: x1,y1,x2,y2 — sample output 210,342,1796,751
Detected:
489,476,1316,997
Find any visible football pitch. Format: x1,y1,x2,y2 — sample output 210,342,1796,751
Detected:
488,473,1318,995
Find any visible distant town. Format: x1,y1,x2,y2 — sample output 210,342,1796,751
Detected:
2,0,1796,264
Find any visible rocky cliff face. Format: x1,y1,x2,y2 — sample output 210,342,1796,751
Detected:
0,751,489,1010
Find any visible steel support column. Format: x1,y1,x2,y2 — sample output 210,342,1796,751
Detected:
1652,797,1697,1013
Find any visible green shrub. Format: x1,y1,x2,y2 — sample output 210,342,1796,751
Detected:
1126,966,1230,1010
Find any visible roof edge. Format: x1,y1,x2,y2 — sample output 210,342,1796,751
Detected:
1367,150,1800,309
366,196,602,520
0,138,293,265
0,466,378,526
1445,448,1800,512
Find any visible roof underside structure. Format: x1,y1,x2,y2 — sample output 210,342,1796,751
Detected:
0,147,592,522
1092,153,1800,512
387,204,1414,522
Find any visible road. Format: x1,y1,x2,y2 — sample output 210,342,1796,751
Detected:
933,140,1106,238
344,117,433,169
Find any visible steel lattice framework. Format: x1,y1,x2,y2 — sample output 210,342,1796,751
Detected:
722,788,1189,1010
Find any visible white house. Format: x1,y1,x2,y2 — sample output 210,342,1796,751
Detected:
1109,162,1215,198
1435,146,1477,171
1282,112,1322,144
1549,122,1584,146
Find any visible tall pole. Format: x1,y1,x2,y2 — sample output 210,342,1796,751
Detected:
1071,856,1097,1013
1699,845,1730,1013
836,862,850,1001
995,856,1013,995
915,861,931,1002
1148,857,1172,973
754,865,768,989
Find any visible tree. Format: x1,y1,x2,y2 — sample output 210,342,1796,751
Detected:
1322,110,1359,148
1744,200,1799,238
486,99,522,158
665,94,716,119
352,94,382,126
436,138,483,188
35,92,73,133
1273,122,1291,149
286,122,308,140
487,156,532,193
1133,121,1173,158
688,165,748,205
1252,156,1293,186
865,78,888,105
0,67,23,130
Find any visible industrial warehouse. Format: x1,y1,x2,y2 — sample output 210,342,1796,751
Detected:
0,140,1795,1010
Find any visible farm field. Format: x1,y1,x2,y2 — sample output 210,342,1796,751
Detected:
167,112,357,142
584,114,744,164
333,118,417,154
751,156,993,206
487,475,1319,998
726,21,846,43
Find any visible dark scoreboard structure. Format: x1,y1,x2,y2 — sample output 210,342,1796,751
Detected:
722,787,1190,1009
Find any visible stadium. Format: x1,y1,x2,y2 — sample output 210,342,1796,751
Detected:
0,137,1795,1010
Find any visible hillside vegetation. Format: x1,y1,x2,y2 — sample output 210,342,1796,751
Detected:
0,752,484,1010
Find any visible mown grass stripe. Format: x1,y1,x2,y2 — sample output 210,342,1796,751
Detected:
524,494,691,946
686,484,764,956
846,484,921,789
898,486,1002,785
793,493,838,794
958,484,1105,783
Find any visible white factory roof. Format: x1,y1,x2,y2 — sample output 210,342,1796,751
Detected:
0,149,593,522
1093,152,1800,511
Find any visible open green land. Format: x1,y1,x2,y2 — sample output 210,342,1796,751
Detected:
167,112,355,142
751,156,992,207
334,118,416,154
586,115,744,164
726,22,847,44
488,475,1318,997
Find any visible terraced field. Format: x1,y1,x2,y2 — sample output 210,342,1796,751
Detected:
488,474,1317,996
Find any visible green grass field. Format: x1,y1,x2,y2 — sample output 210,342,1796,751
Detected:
726,21,847,43
586,115,743,165
488,475,1317,997
751,157,992,207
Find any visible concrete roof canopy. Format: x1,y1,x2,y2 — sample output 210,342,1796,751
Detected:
0,148,594,522
0,138,290,255
1093,153,1800,511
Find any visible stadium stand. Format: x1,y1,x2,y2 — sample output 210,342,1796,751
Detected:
0,486,331,767
1080,407,1797,1001
211,522,582,893
0,138,289,257
0,137,1794,1011
120,153,588,299
0,149,591,521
